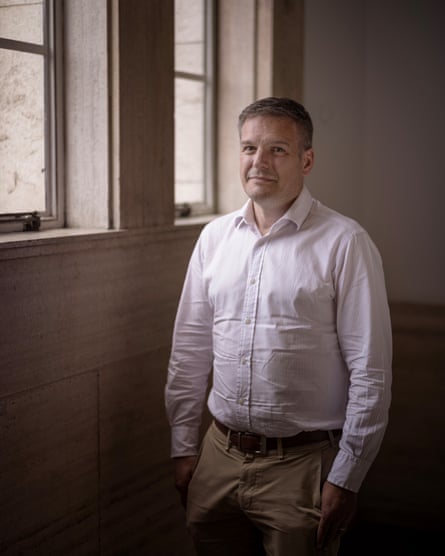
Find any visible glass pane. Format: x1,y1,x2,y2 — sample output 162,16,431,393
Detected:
0,0,43,44
0,48,46,212
175,0,204,74
175,78,205,204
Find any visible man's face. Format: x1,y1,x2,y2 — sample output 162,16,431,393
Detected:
239,115,314,212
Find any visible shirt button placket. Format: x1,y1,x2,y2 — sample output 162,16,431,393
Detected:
237,240,266,428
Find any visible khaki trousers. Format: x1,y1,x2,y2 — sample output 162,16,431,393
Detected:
186,422,341,556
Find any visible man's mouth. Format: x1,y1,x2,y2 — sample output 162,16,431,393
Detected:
247,173,275,181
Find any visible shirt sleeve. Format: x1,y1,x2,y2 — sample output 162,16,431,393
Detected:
165,233,214,458
328,230,393,492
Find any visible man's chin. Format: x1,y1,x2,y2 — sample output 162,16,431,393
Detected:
245,182,275,197
246,190,273,203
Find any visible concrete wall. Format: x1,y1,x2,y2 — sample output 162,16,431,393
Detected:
303,0,445,306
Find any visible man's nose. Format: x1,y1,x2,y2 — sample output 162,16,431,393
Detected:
252,148,270,168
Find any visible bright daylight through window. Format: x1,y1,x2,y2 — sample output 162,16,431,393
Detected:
174,0,214,217
0,0,59,232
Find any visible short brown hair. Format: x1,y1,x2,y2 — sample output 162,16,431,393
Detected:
238,97,313,150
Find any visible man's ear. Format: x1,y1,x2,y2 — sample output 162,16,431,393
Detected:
302,148,314,175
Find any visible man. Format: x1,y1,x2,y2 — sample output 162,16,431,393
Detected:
165,97,392,556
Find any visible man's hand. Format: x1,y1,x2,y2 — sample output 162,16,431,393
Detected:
316,481,357,549
173,456,198,508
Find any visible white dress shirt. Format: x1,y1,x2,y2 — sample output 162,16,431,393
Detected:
165,185,392,492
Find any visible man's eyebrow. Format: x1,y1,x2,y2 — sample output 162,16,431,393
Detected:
240,139,290,145
269,140,291,146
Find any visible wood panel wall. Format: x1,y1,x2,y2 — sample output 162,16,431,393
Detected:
0,228,200,555
358,302,445,532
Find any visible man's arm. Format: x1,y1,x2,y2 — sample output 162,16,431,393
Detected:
165,235,214,458
329,230,393,491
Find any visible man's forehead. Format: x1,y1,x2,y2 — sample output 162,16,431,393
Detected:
240,116,300,143
241,115,299,132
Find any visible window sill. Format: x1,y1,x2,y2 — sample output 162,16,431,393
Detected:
0,227,121,246
0,213,218,249
0,228,126,261
0,223,211,261
174,214,218,227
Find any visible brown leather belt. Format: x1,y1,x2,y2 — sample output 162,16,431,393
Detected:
215,420,341,455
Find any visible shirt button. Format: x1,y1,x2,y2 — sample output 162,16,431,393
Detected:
245,318,251,325
250,278,256,285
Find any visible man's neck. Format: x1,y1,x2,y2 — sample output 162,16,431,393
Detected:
252,199,294,235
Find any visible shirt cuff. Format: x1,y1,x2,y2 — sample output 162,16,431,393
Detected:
170,424,201,458
327,447,374,493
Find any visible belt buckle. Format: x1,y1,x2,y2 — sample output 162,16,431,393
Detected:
238,432,267,456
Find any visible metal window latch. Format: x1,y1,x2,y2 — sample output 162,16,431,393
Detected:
175,203,192,218
0,211,41,231
23,211,41,231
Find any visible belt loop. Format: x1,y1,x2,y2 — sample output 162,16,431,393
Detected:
225,428,231,451
328,430,337,447
277,437,284,459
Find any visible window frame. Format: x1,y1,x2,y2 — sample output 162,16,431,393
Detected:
0,0,64,233
174,0,216,218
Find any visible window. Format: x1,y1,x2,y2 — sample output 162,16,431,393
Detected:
174,0,214,217
0,0,62,232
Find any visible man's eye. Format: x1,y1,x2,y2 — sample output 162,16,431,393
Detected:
242,145,256,153
272,146,285,153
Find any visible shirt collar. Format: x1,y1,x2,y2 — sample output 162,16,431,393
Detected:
234,185,314,232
